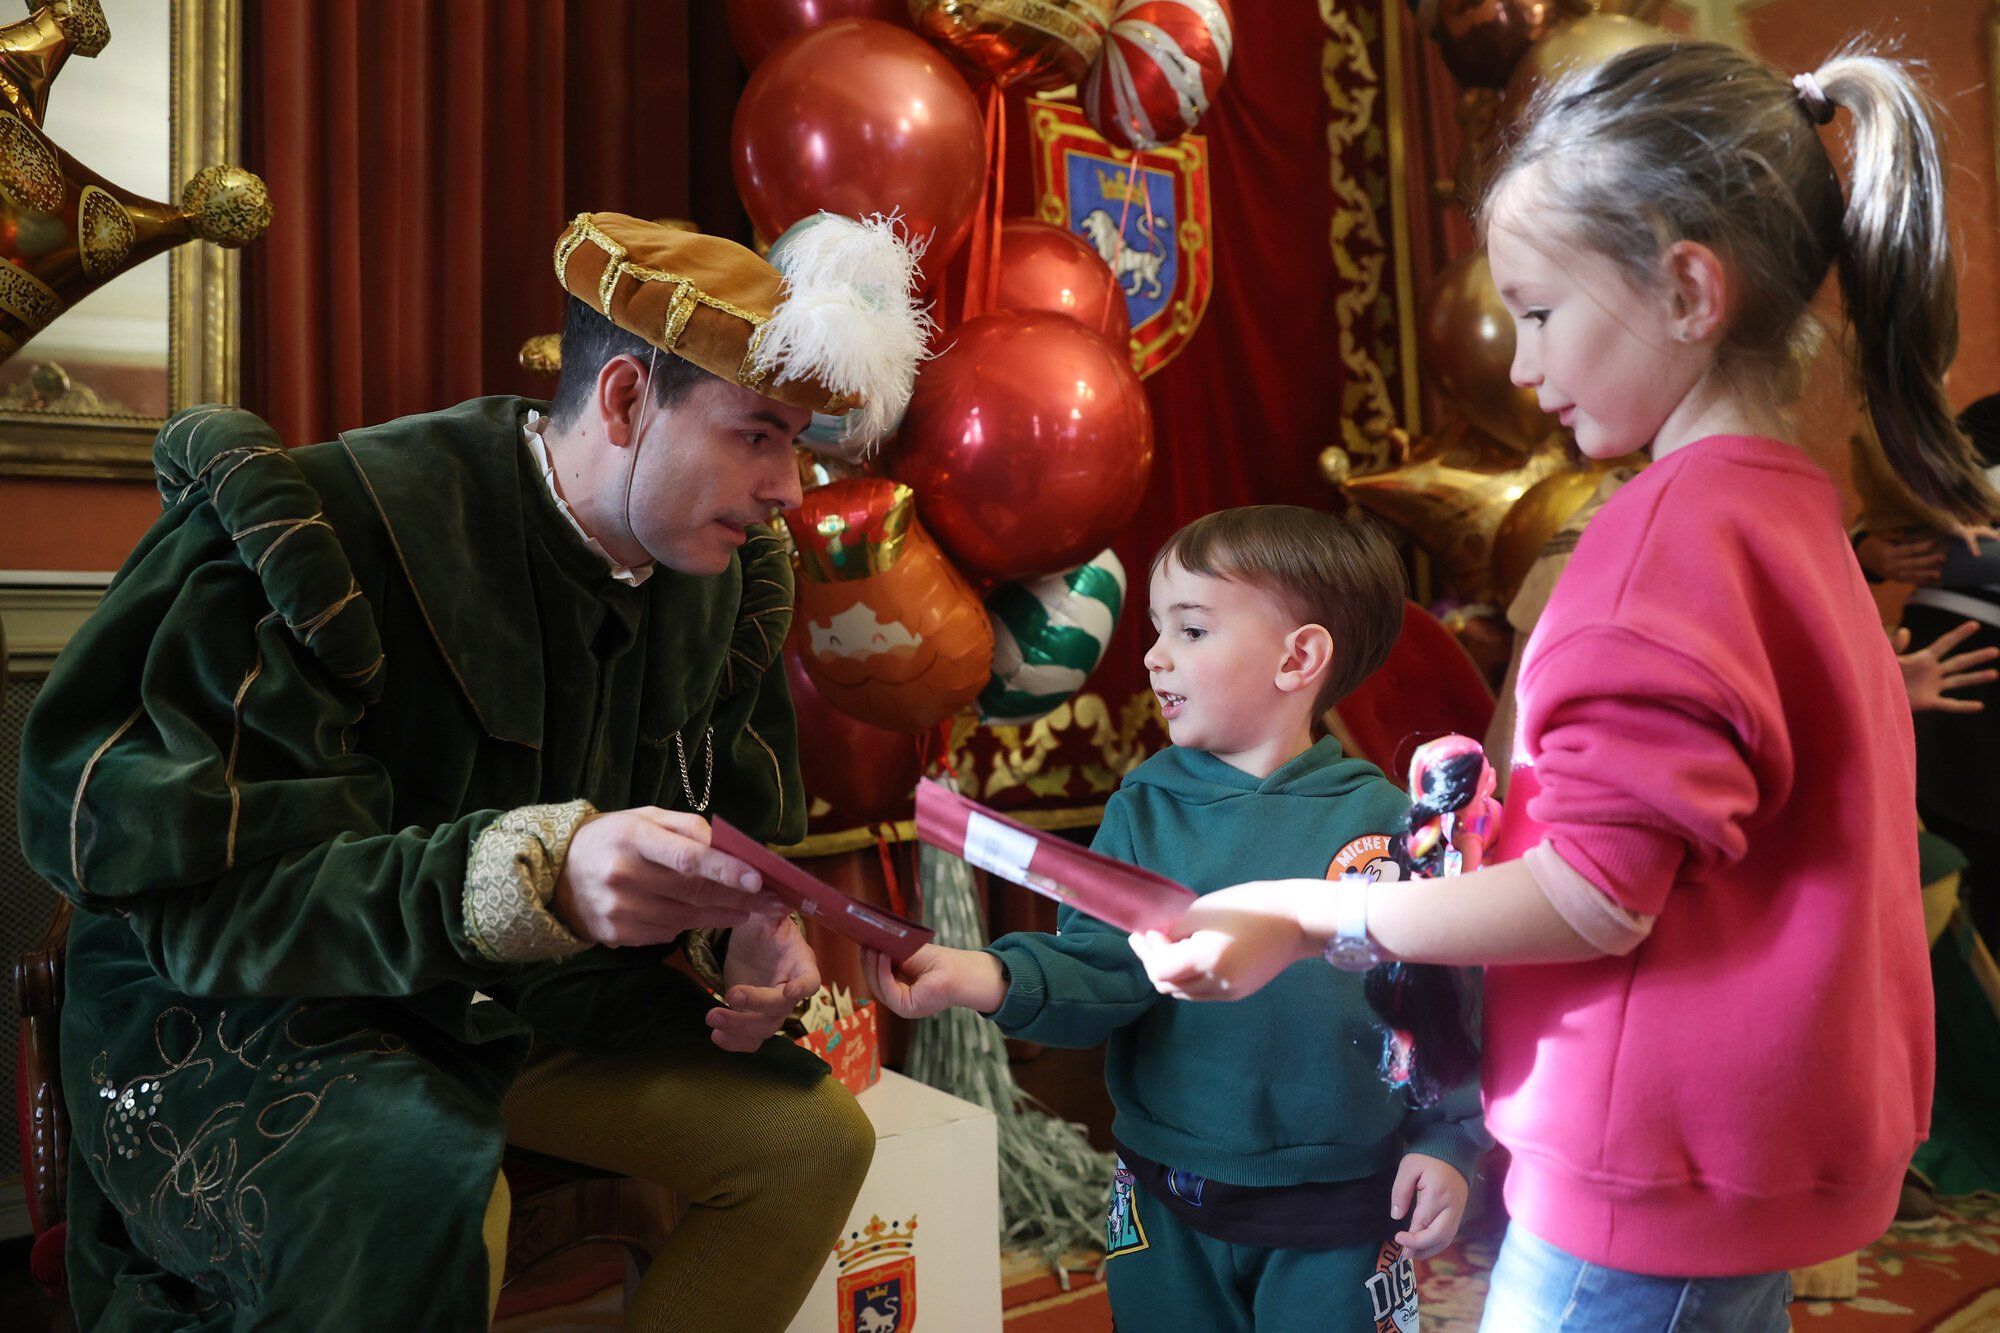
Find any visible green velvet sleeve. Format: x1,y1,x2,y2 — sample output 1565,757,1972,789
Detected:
17,502,511,999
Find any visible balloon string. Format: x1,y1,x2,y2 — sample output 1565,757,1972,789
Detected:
962,83,1005,323
935,716,961,783
876,829,909,920
1106,150,1145,302
987,89,1007,311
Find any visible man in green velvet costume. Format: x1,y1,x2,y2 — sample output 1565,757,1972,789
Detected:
17,212,928,1330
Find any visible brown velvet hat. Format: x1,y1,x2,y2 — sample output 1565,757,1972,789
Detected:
552,211,928,449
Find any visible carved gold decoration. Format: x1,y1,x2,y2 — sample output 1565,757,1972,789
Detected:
1321,0,1408,473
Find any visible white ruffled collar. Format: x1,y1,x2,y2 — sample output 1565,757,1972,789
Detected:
521,410,655,588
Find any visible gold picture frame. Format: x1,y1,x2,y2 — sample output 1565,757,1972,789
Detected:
0,0,246,481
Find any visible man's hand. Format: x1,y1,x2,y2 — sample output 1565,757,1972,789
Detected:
554,807,787,947
1896,620,1999,713
709,912,821,1053
864,944,1010,1019
1857,530,1945,586
1391,1153,1470,1261
1126,881,1318,1002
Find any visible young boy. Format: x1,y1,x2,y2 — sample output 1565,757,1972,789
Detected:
868,506,1483,1332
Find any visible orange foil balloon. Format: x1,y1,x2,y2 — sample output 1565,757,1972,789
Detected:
990,218,1130,348
909,0,1112,91
889,310,1155,584
1418,251,1558,453
0,1,269,365
733,18,986,269
784,478,994,733
727,0,911,67
1340,423,1569,605
1432,0,1558,90
783,642,924,825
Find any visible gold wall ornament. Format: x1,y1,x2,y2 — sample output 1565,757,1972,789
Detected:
1,0,257,481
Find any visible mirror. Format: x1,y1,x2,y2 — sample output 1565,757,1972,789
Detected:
0,0,245,480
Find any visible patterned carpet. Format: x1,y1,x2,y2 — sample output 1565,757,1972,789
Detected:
1002,1195,2000,1332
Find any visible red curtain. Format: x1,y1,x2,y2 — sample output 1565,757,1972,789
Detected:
240,1,748,448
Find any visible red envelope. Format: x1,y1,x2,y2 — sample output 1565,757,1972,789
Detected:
710,820,935,962
914,780,1198,935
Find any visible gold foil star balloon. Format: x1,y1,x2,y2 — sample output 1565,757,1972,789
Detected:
1337,420,1570,605
0,0,271,365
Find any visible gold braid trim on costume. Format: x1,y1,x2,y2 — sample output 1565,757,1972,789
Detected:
462,800,596,963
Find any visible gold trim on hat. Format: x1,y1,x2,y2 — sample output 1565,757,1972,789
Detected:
553,213,592,285
739,324,774,390
565,213,773,330
661,285,699,352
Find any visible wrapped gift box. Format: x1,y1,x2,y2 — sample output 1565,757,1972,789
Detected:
783,1070,1001,1333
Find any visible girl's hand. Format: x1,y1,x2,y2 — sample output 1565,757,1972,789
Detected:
1127,881,1319,1002
864,944,1009,1019
1391,1153,1470,1261
1948,521,2000,557
1895,620,1999,713
1856,530,1945,586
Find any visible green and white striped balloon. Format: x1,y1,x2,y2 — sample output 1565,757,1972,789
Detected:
977,549,1127,726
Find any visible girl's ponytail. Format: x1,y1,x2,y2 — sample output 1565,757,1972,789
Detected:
1819,52,2000,525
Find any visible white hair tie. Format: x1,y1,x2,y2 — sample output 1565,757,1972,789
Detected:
1793,72,1836,126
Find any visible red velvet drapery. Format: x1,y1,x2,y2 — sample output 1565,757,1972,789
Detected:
240,1,747,447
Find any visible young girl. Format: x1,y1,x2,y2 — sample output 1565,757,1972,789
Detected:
1127,39,2000,1331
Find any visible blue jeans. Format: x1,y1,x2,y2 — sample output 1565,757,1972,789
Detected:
1479,1223,1793,1332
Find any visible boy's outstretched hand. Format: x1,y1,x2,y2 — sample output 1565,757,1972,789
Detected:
865,943,1010,1019
1391,1153,1469,1261
1127,881,1319,1002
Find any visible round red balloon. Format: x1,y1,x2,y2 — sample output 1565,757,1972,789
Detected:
727,0,910,68
733,18,987,271
889,311,1155,583
990,219,1132,349
784,644,923,827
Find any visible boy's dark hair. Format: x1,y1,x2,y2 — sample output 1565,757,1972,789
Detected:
549,294,719,427
1153,505,1406,712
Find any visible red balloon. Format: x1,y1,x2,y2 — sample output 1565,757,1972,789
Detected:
888,311,1155,583
727,0,911,68
990,219,1132,349
785,643,924,827
733,19,987,271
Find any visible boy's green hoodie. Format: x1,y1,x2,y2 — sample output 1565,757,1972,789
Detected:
986,736,1485,1188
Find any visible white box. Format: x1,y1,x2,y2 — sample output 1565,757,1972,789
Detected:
783,1069,1002,1333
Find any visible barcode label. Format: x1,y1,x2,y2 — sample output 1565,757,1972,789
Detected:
963,811,1038,884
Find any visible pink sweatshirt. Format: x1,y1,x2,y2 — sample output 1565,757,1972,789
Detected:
1485,434,1933,1277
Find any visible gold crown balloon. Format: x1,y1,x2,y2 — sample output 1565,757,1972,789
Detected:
0,0,271,365
1336,419,1570,606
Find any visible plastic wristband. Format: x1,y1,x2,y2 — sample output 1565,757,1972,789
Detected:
1321,873,1381,972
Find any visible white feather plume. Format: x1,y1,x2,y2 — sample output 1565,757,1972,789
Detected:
754,212,934,453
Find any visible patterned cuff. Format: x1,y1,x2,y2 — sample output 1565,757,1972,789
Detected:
463,800,597,963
